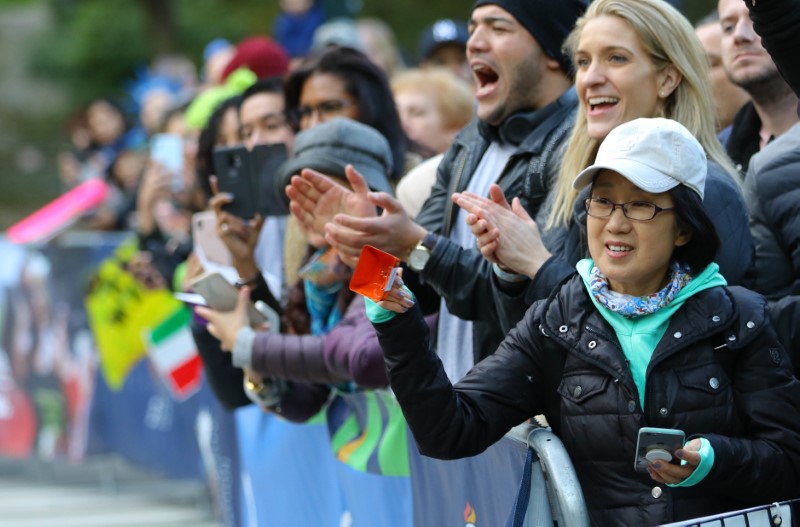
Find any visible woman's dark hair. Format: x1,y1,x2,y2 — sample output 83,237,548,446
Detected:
669,185,720,273
285,45,409,180
195,95,243,201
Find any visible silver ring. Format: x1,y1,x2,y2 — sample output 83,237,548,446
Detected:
220,222,229,232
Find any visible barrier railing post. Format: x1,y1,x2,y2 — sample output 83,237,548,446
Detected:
506,424,590,527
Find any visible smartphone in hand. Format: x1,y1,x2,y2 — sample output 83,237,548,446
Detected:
634,427,685,473
251,143,290,216
191,211,233,267
213,145,259,220
150,133,184,191
189,271,267,325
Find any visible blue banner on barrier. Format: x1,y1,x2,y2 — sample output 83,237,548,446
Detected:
235,407,413,527
408,433,527,527
88,360,241,527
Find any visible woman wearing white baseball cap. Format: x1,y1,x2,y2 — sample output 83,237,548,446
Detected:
368,117,800,526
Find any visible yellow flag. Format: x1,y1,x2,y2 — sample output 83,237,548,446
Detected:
85,242,184,390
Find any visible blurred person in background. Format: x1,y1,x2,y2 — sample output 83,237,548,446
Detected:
200,38,236,89
695,11,750,133
310,17,363,53
356,17,406,79
132,99,198,291
273,0,326,67
220,36,290,86
391,68,474,156
417,18,472,85
392,68,475,218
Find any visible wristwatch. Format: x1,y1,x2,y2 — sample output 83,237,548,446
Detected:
242,374,287,408
244,375,266,395
408,232,439,272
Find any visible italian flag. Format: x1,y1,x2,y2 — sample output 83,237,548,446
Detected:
146,308,202,399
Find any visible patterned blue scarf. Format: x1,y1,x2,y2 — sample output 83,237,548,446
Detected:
588,261,693,318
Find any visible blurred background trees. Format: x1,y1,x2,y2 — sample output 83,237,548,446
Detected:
0,0,716,229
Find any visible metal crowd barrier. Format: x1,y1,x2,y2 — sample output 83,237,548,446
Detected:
504,423,591,527
661,498,798,527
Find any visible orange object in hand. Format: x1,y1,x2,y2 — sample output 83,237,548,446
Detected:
349,245,401,302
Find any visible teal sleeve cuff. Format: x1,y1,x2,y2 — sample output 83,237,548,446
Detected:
668,437,714,488
364,286,414,323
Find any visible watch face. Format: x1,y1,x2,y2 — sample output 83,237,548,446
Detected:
409,248,430,271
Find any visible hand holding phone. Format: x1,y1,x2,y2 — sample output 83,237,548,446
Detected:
192,211,233,267
213,146,259,220
150,133,184,191
634,427,685,473
190,271,268,326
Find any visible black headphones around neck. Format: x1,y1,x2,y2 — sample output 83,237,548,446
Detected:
478,110,540,146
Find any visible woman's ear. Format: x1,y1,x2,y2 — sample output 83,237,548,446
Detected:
674,227,692,248
657,64,682,99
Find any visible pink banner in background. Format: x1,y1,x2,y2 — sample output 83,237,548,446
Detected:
6,179,108,244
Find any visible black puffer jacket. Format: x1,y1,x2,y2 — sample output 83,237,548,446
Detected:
744,122,800,374
374,275,800,526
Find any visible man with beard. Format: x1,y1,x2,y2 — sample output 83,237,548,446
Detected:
289,0,587,382
718,0,799,174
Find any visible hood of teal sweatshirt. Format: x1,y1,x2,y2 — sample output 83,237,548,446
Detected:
576,259,727,408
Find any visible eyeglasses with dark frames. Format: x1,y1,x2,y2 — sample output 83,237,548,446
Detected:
296,99,354,122
584,197,675,222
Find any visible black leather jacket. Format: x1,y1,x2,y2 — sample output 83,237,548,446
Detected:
410,88,578,362
374,275,800,526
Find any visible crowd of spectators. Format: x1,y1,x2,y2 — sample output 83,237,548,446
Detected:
44,0,800,525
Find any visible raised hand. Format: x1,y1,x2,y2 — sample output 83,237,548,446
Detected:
286,165,377,245
376,269,415,314
209,176,264,280
136,161,177,236
326,190,427,268
452,184,552,278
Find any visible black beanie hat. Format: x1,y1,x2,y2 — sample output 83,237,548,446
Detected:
472,0,588,73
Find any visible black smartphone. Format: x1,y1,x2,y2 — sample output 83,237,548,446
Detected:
251,143,290,216
213,145,259,220
634,427,685,473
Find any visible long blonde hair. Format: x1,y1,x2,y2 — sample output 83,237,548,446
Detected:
547,0,738,228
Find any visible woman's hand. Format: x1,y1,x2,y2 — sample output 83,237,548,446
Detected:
195,286,251,351
136,161,175,236
452,184,552,278
208,176,264,279
376,270,415,314
181,251,205,292
647,438,702,485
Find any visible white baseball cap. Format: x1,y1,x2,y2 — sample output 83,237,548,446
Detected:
572,117,707,200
